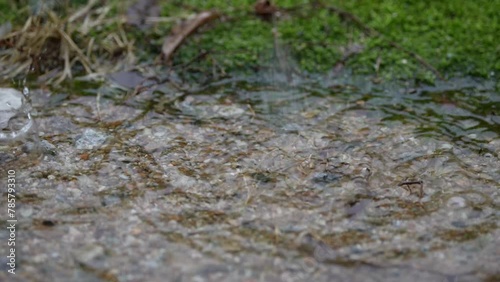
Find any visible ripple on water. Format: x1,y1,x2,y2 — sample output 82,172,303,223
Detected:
7,76,499,281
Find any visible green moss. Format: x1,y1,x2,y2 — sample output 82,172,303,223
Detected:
1,0,498,82
335,0,500,79
0,1,29,23
160,0,500,80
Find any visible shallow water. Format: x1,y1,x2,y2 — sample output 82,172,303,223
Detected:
0,73,498,281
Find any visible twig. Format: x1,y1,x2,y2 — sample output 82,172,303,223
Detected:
397,180,424,198
175,50,210,70
68,0,98,23
57,28,93,73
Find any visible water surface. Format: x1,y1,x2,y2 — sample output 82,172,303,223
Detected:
0,73,498,282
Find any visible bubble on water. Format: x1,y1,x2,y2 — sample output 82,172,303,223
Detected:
23,86,30,96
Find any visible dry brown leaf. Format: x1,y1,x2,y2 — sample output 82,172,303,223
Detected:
254,0,278,20
161,11,219,62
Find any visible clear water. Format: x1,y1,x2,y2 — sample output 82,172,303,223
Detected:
0,86,39,163
0,73,498,281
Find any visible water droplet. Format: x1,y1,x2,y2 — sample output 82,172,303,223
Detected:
447,196,467,209
0,88,36,140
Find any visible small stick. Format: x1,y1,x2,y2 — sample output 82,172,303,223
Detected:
397,180,424,198
397,180,423,186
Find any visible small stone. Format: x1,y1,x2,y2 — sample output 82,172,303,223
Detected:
447,196,467,209
20,206,33,218
41,140,57,155
74,244,104,264
440,143,453,150
312,172,342,184
213,105,245,118
78,175,97,190
119,174,129,180
451,220,467,228
75,128,107,150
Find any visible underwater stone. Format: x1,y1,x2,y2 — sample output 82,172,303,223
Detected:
73,244,105,265
75,128,108,150
40,140,57,155
312,172,342,184
447,196,467,209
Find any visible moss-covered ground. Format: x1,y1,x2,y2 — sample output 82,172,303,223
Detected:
1,0,499,83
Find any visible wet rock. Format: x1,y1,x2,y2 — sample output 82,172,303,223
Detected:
74,245,104,264
447,196,467,209
19,206,34,218
3,77,499,282
312,172,342,184
40,139,57,155
102,195,121,207
78,175,98,191
451,221,467,228
194,104,246,119
281,123,302,133
440,143,453,150
75,128,108,150
345,199,371,218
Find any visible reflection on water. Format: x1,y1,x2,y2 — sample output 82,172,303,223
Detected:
1,73,498,281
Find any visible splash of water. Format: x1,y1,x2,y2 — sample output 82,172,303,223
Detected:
0,87,35,141
259,27,302,88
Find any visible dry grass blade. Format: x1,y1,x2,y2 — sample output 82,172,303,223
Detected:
57,28,93,73
0,1,133,84
68,0,99,23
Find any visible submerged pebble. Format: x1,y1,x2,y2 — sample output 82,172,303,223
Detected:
5,76,498,282
75,128,108,149
447,196,467,209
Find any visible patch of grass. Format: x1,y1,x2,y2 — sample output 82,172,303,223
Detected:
158,0,500,81
336,0,500,79
0,0,138,83
1,0,498,84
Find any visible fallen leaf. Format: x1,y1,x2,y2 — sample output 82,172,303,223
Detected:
80,152,90,160
161,11,220,62
254,0,278,19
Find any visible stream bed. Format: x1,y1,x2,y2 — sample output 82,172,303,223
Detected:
0,73,499,282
